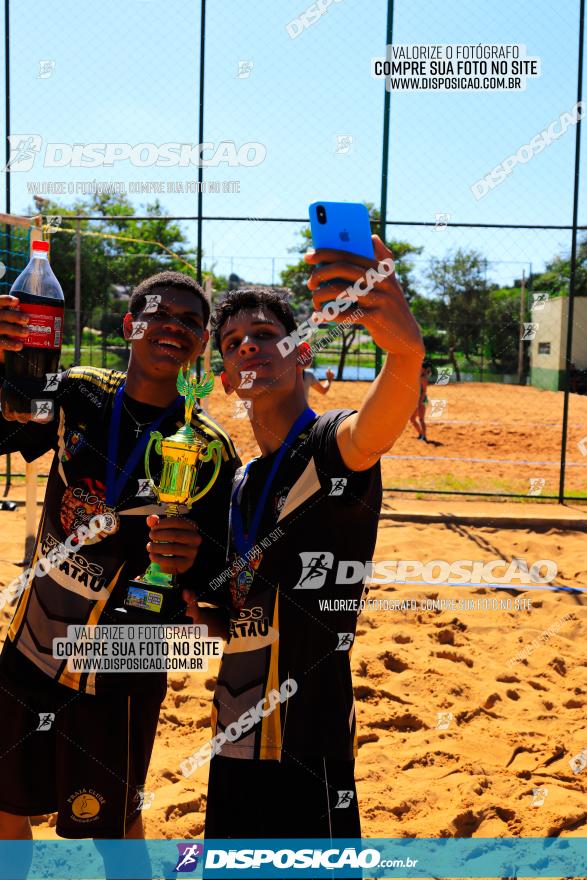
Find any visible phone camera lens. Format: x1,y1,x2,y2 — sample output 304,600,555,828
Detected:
317,205,327,224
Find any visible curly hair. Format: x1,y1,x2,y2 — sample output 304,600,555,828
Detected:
129,271,209,326
211,287,297,352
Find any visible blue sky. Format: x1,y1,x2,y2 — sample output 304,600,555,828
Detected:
1,0,585,289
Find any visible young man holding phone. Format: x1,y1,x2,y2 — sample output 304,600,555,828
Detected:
184,233,424,839
0,271,238,849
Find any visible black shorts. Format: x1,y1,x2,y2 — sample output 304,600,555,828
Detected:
0,655,165,839
204,755,361,839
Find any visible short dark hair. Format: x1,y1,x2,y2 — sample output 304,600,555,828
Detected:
129,271,210,326
211,287,297,352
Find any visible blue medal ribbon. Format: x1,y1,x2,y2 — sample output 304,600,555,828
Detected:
231,407,317,557
106,384,182,507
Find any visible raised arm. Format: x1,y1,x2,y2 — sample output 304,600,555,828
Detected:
311,369,334,395
306,235,424,472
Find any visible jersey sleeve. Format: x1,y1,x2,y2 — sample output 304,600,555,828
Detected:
310,408,382,505
0,367,71,462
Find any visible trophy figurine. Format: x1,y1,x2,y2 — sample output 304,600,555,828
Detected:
120,366,222,622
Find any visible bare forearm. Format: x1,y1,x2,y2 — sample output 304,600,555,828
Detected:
337,352,423,470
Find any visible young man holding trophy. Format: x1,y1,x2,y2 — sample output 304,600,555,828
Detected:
0,271,238,843
186,235,424,838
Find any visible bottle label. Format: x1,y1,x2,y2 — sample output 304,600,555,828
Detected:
19,303,64,349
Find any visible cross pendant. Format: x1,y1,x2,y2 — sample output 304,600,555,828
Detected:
135,425,143,437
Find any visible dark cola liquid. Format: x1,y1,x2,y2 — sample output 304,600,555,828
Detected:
2,292,63,422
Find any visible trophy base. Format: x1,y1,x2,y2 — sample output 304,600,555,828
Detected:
113,578,191,624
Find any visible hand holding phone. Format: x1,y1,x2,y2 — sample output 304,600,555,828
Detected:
309,202,375,261
305,229,423,361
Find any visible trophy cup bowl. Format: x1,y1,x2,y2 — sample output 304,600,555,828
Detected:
117,368,222,623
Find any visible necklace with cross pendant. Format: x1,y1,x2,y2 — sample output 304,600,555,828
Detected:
122,399,153,438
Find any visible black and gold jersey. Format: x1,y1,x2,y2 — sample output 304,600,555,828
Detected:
211,409,382,762
0,367,239,695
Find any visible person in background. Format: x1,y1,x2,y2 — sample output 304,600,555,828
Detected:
409,360,432,441
303,366,334,399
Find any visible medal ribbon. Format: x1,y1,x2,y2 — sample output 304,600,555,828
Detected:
106,384,182,507
231,407,317,557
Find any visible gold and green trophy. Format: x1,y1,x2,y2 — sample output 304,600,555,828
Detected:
121,366,222,622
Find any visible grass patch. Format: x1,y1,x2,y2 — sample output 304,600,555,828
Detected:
383,472,587,499
60,349,128,370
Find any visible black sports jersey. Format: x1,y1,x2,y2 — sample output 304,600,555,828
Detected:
0,367,239,695
211,409,382,761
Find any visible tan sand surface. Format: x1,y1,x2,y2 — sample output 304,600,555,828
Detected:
4,381,587,497
0,381,584,844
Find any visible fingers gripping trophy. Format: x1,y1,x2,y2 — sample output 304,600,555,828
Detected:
119,367,222,623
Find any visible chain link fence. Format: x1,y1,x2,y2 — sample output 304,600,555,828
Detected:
1,0,586,500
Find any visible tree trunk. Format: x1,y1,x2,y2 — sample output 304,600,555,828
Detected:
336,327,357,381
449,345,461,382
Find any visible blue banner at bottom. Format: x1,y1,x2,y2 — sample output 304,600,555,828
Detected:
0,837,585,879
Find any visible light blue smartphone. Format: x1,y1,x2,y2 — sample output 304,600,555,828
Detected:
309,201,375,260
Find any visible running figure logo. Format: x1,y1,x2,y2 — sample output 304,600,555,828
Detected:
36,713,55,731
436,711,453,730
43,373,61,392
528,477,545,496
435,367,452,386
175,843,204,872
569,749,587,775
293,552,334,589
531,787,548,806
32,400,54,422
129,321,148,340
522,322,538,340
236,60,254,78
329,477,347,496
38,60,56,79
3,134,42,172
429,399,447,418
136,478,154,498
143,294,161,313
239,370,256,389
334,790,354,809
434,212,451,231
135,788,155,810
531,292,549,311
336,633,355,651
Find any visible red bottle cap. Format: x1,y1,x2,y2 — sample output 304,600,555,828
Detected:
32,240,50,252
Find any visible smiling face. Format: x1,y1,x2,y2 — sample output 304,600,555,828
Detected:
124,286,209,379
219,306,298,399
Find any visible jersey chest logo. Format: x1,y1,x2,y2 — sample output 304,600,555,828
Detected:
61,426,87,462
60,477,120,544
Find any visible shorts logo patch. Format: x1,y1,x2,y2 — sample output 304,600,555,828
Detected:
69,789,105,822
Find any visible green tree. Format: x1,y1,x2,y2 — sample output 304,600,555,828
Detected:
485,287,521,371
28,194,202,333
426,248,491,361
530,234,587,297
